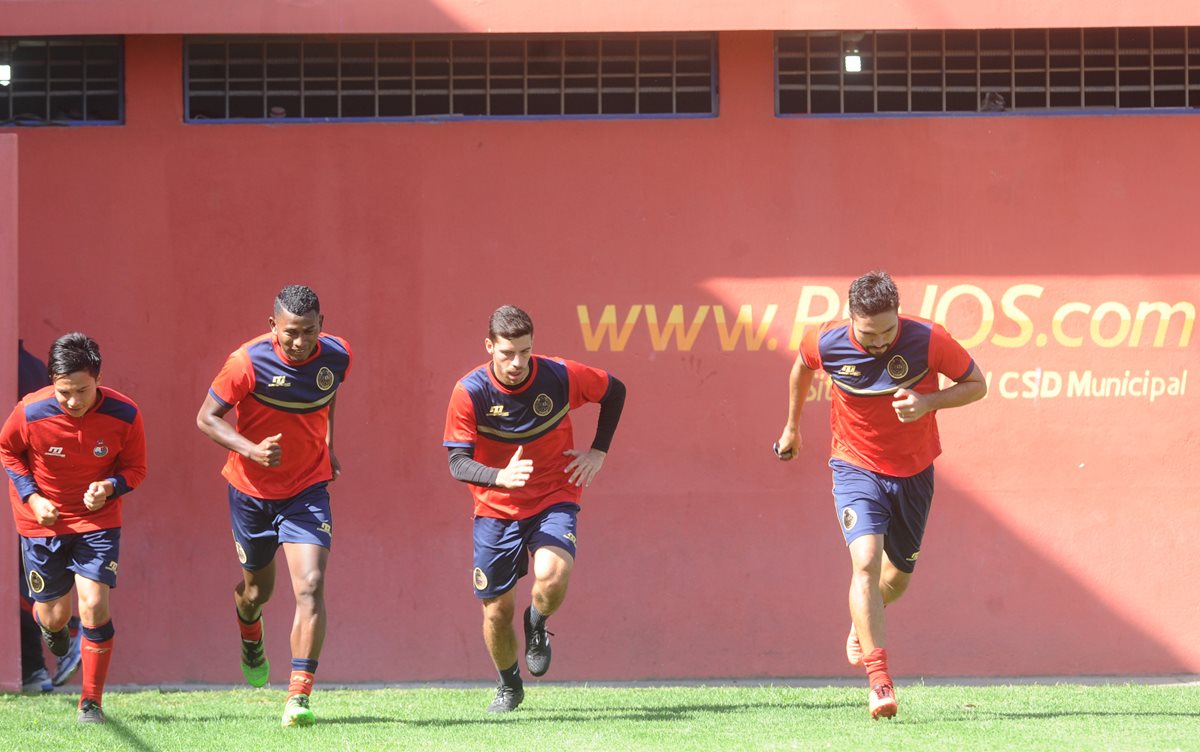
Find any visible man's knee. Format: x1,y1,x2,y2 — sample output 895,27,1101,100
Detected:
482,596,514,626
294,568,325,605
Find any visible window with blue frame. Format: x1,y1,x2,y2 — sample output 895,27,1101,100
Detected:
778,27,1200,115
184,34,717,122
0,37,123,125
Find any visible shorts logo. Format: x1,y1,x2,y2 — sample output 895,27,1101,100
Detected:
564,532,577,544
45,446,65,458
532,394,554,417
93,440,109,458
319,522,332,536
837,365,862,377
487,405,509,417
907,551,921,562
841,508,858,531
316,367,335,391
269,375,293,388
234,540,248,564
27,569,45,594
104,560,119,574
473,567,489,591
887,355,909,380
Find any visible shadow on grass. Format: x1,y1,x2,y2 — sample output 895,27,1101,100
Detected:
55,696,157,752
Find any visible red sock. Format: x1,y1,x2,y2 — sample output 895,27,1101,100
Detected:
863,647,892,687
80,625,115,707
287,671,315,699
237,614,263,643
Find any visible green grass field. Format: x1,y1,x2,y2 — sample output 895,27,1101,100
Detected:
3,683,1197,752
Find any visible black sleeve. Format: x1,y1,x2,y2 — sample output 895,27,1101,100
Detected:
447,445,500,487
590,375,626,452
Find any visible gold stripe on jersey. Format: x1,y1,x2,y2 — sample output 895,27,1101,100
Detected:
831,369,929,396
476,405,571,440
251,390,337,410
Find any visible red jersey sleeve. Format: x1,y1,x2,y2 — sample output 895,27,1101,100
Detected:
109,410,148,495
563,359,611,408
208,348,255,408
799,328,823,371
0,404,38,501
443,383,478,446
929,323,976,382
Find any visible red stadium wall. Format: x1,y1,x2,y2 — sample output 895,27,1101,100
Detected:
5,0,1200,34
2,32,1198,685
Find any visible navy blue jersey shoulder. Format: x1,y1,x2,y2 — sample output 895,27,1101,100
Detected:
247,335,350,414
460,356,572,445
95,390,138,424
24,396,63,423
819,319,934,398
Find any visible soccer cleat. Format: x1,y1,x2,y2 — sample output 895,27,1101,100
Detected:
523,606,553,677
869,683,898,720
240,622,270,688
77,698,107,724
22,668,53,694
846,624,864,668
40,624,71,658
52,631,83,686
486,683,525,713
280,694,315,727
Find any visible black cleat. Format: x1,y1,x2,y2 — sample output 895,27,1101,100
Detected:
523,606,553,677
40,624,71,658
77,698,107,724
486,683,524,713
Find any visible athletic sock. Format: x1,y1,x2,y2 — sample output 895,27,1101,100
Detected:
288,658,318,699
863,647,891,687
80,621,116,707
236,611,263,643
528,604,548,631
498,661,522,689
68,615,81,638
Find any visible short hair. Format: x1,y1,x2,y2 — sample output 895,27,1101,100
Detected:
848,271,900,318
488,305,534,341
47,332,102,379
275,285,321,317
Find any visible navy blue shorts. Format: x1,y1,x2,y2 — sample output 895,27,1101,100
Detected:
472,502,579,599
830,459,934,574
228,482,332,571
20,528,122,602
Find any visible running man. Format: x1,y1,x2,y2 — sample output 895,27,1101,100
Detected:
1,333,148,723
774,271,986,719
444,305,626,713
196,285,351,728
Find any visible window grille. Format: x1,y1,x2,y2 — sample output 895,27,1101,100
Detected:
185,34,716,121
777,28,1200,115
0,37,123,125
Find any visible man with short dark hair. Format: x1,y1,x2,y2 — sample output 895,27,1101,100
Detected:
2,333,148,723
197,284,352,728
774,271,986,720
444,305,627,713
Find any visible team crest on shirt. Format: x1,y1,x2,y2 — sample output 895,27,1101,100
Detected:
473,567,489,591
316,367,335,391
532,393,554,417
93,440,109,458
27,569,45,594
235,540,248,564
887,355,909,379
841,508,857,531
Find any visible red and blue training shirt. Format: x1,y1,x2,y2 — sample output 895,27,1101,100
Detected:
800,315,975,478
444,355,612,520
208,332,352,500
1,385,148,537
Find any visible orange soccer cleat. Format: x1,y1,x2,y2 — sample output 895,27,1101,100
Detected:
868,683,898,720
